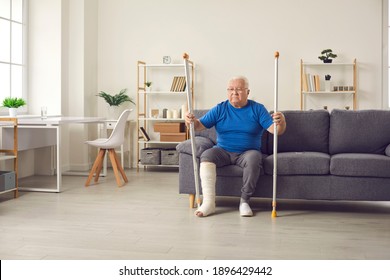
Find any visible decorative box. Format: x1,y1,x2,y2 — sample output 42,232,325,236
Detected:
161,149,179,165
0,171,16,192
153,122,185,133
160,132,187,142
140,148,161,165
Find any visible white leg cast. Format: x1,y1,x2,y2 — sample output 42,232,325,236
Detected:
195,162,216,217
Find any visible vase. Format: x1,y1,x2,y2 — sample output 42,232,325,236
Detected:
108,106,121,120
325,80,331,92
9,108,17,117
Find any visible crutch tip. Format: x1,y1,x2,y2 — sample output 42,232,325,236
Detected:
183,53,189,59
274,51,279,58
271,210,277,218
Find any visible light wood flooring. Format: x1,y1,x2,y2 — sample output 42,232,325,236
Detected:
0,169,390,260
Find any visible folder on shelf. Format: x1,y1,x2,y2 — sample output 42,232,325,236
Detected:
139,127,150,141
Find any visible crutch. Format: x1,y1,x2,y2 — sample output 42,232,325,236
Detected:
272,51,279,218
183,53,201,208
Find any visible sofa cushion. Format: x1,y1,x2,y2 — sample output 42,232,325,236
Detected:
330,153,390,178
176,136,214,157
264,152,330,175
386,144,390,156
329,109,390,155
267,110,330,154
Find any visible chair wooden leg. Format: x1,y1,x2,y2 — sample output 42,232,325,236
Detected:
85,149,106,186
113,149,128,183
94,151,106,182
108,149,123,187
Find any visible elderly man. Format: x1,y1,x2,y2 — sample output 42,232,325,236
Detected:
185,76,286,217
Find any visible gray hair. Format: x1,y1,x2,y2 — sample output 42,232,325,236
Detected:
229,76,249,88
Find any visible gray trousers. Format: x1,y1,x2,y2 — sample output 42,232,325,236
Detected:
200,147,263,201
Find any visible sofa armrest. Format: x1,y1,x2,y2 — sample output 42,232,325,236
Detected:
386,144,390,156
176,136,214,157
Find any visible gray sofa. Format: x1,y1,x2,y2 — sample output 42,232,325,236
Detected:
176,109,390,208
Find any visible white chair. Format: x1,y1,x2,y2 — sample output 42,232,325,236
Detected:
85,109,131,187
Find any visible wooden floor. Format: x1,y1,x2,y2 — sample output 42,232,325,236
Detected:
0,169,390,260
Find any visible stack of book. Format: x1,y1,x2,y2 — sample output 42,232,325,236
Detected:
170,76,186,92
303,73,320,92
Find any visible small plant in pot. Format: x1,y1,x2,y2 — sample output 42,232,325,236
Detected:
2,97,27,117
97,88,135,119
97,88,135,107
324,75,331,91
144,81,152,91
318,49,337,63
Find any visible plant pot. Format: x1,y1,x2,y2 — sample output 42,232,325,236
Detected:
323,59,333,63
8,108,17,117
325,80,331,91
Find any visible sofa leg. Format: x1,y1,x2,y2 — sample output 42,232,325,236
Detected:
189,194,195,208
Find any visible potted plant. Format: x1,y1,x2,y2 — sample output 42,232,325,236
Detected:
97,88,135,107
145,81,152,91
97,88,135,119
324,74,331,91
318,49,337,63
2,97,27,117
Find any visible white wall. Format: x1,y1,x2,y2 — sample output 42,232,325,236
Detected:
27,0,385,169
28,0,62,115
97,0,383,112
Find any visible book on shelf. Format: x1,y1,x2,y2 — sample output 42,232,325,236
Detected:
170,76,178,92
304,73,320,92
139,127,150,141
170,76,186,92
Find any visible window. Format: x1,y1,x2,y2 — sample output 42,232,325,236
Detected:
0,0,27,107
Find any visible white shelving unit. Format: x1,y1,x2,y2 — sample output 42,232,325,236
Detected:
0,118,18,198
300,59,357,110
136,60,195,170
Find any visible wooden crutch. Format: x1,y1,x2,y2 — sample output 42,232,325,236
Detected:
183,53,201,208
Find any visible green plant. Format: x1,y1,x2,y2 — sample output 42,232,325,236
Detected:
145,81,152,87
318,49,337,62
97,88,135,107
2,97,27,108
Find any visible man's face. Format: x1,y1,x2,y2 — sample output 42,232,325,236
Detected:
227,79,249,108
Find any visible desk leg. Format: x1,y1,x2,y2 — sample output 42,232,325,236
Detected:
56,125,61,192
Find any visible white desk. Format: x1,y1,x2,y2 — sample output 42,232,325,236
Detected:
1,116,106,192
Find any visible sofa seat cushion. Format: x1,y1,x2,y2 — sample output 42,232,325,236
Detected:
330,153,390,178
264,152,330,175
176,136,214,158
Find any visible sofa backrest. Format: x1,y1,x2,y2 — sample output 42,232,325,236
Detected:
329,109,390,155
266,110,330,154
194,110,217,143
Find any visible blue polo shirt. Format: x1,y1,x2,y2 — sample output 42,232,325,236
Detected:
199,100,273,153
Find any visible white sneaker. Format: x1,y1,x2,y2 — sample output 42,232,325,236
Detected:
239,202,253,217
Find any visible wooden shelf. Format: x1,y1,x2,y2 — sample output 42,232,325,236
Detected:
300,59,357,110
0,117,18,198
136,60,194,171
